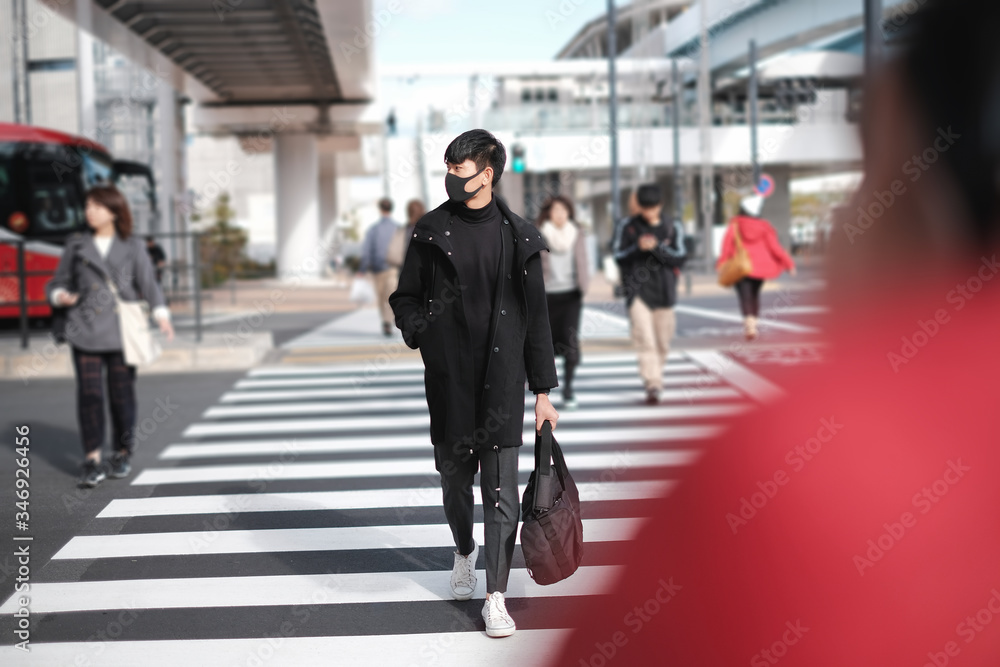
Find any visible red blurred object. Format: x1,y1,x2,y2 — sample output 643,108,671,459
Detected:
556,272,1000,666
0,123,115,318
0,122,108,154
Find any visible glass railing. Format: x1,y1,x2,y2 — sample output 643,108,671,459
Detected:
467,95,852,135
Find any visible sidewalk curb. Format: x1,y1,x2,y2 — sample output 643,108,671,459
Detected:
0,332,273,380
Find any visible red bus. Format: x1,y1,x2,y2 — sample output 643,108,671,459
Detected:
0,122,155,318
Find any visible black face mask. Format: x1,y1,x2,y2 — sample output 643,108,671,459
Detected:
445,167,486,203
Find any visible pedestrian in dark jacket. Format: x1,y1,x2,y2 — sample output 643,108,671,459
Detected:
389,129,559,639
47,186,173,488
537,195,590,410
614,183,686,404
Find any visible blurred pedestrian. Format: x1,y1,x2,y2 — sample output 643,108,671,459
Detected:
615,183,687,405
557,1,1000,664
390,129,558,639
609,190,641,257
386,199,425,271
537,195,589,410
48,186,173,488
717,195,796,341
359,197,401,337
604,190,642,293
145,235,167,284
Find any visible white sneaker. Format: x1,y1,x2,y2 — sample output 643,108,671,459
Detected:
482,591,516,638
450,541,478,600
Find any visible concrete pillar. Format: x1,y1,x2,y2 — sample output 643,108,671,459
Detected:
75,1,96,141
156,81,179,236
275,133,321,280
760,165,792,251
498,172,525,217
318,151,338,241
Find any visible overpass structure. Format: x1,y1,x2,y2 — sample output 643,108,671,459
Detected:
383,0,915,252
45,0,379,279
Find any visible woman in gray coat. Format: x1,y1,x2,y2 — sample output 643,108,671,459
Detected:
48,186,173,487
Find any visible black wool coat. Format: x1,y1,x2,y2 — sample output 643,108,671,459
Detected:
389,196,558,452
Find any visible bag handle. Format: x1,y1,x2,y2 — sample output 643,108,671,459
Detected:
96,240,147,305
731,219,746,251
85,252,123,303
533,421,571,513
535,420,553,477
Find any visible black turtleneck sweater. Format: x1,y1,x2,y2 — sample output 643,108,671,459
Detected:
449,197,503,390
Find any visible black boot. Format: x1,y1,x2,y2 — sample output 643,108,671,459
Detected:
563,359,578,410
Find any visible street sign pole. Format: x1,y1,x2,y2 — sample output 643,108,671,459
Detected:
698,0,714,273
607,0,621,225
749,39,760,190
865,0,884,76
672,58,682,225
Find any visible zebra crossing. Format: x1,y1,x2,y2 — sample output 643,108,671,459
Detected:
0,350,781,666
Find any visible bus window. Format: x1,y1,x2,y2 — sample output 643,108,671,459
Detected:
27,161,83,232
0,147,15,227
84,152,113,187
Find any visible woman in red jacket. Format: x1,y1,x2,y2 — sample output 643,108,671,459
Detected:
717,195,795,340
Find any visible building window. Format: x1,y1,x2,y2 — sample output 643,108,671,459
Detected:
28,59,76,72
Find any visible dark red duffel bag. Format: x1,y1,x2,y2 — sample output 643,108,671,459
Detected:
520,420,584,585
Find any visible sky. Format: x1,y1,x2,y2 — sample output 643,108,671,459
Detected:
371,0,613,134
374,0,609,65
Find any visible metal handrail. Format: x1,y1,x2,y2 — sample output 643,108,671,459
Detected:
0,232,207,349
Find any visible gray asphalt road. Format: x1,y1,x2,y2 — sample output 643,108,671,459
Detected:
0,350,772,661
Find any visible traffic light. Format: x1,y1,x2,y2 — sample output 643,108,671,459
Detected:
511,144,525,174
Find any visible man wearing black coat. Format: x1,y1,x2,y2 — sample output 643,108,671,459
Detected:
390,129,559,638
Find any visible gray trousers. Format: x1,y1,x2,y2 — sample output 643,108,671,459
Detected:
434,443,520,594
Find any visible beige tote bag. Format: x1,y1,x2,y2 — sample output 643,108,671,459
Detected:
106,279,161,367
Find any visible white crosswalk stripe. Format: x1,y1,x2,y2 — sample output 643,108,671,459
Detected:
49,520,642,560
157,426,722,460
181,403,748,438
205,387,742,418
131,451,700,486
0,350,775,665
0,566,624,614
96,480,676,518
2,631,573,667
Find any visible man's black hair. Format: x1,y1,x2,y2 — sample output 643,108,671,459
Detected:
636,184,663,209
378,197,393,213
444,129,506,185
